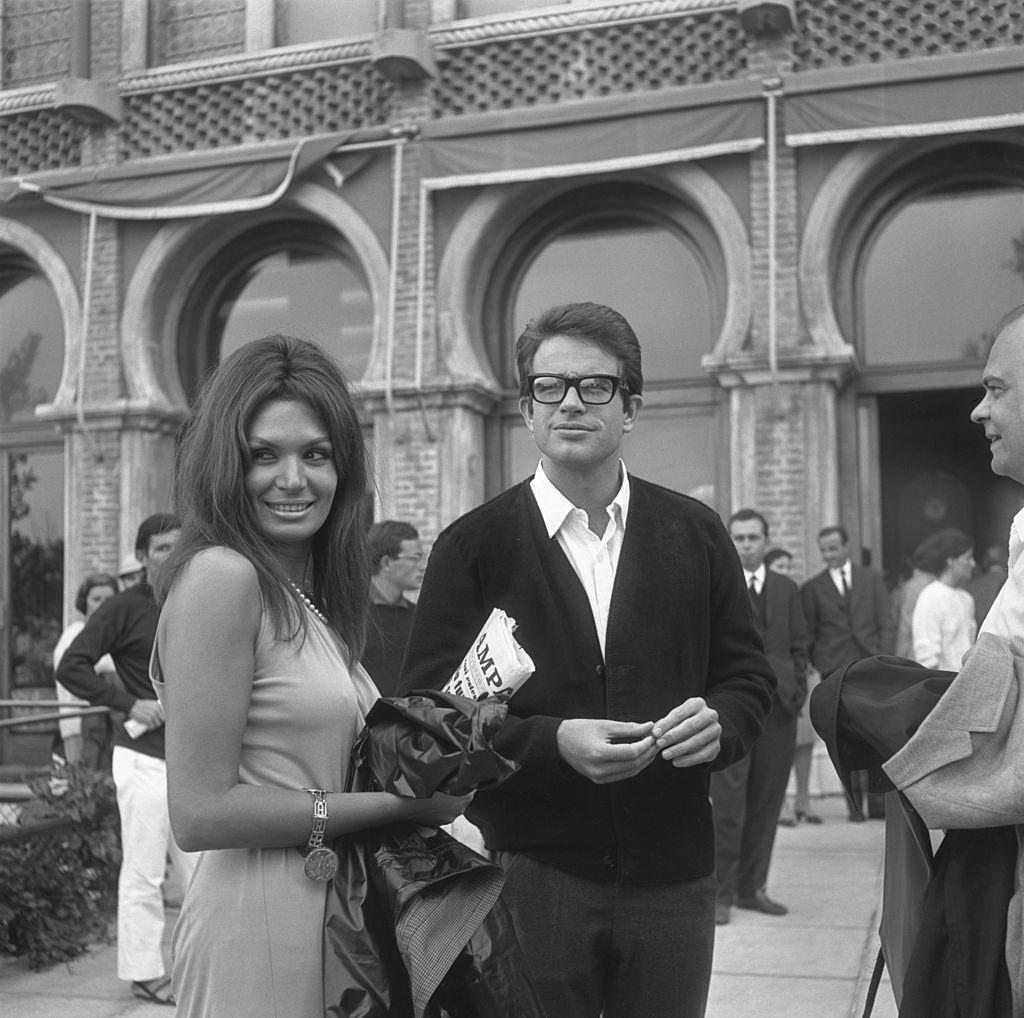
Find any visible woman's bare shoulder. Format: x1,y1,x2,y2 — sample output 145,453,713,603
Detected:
168,547,261,612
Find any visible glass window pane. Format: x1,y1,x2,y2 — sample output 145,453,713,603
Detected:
277,0,377,45
513,220,713,383
862,189,1024,365
8,448,64,690
459,1,567,18
0,269,64,424
217,247,373,381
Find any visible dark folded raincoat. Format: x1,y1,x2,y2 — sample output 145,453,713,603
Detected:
810,655,1016,1017
322,690,546,1018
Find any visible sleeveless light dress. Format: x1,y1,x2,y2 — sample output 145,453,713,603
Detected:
152,600,379,1018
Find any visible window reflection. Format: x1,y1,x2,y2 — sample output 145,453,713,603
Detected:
276,0,377,45
862,188,1024,365
0,262,63,425
216,248,373,379
7,448,64,692
179,223,374,397
513,218,713,382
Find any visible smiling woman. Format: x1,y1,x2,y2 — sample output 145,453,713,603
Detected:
149,336,471,1016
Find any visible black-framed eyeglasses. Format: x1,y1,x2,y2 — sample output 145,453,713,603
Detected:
527,374,628,405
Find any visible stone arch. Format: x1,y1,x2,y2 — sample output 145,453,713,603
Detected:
434,160,751,390
121,181,390,414
0,216,81,412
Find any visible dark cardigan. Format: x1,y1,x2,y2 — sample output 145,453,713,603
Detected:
400,476,776,883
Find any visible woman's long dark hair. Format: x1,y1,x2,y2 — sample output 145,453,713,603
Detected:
154,335,371,658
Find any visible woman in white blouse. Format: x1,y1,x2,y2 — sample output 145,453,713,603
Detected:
912,528,977,671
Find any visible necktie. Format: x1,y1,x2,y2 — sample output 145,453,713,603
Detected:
840,571,850,603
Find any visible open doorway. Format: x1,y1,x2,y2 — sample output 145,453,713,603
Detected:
877,387,1023,584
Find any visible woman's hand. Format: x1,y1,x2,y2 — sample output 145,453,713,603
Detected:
399,790,474,827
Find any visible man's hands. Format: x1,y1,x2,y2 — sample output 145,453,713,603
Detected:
557,698,721,783
651,698,721,768
128,698,165,729
556,719,658,784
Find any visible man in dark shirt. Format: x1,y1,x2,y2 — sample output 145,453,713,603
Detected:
362,520,424,697
400,302,775,1018
57,513,194,1006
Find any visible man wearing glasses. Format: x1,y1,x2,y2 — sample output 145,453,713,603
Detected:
362,519,425,697
401,302,775,1018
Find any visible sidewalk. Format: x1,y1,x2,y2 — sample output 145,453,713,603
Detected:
0,793,896,1017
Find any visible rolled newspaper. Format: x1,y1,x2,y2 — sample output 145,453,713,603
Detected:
443,608,535,700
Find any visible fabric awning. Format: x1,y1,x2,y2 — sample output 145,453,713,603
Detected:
419,80,765,189
0,127,399,219
783,49,1024,147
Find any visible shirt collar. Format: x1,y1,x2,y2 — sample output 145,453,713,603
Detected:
530,461,631,538
829,560,850,579
745,564,766,588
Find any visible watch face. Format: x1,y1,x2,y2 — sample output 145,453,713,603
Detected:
303,846,339,882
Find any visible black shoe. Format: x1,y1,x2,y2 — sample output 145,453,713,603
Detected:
715,902,731,925
848,810,866,823
777,815,797,827
796,810,823,825
736,890,788,916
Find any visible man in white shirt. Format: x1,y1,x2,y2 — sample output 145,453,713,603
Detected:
972,305,1024,649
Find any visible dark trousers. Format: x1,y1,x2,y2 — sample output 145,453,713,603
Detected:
497,851,717,1018
711,703,796,903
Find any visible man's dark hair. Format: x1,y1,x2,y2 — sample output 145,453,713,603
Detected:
914,528,973,577
74,572,119,615
728,508,769,540
135,513,180,557
764,548,792,569
514,302,643,406
817,525,849,545
367,520,419,574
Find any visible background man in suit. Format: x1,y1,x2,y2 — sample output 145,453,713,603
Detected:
802,524,894,821
712,509,810,925
400,302,776,1018
362,519,424,697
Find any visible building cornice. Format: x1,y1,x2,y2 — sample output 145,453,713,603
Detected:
431,0,737,46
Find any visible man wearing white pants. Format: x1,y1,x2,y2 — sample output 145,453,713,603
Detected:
57,514,195,1007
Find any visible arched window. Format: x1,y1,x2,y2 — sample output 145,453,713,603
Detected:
0,254,64,426
178,220,374,400
0,253,65,704
485,182,723,498
849,144,1024,366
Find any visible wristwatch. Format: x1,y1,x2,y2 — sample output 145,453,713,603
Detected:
300,788,338,882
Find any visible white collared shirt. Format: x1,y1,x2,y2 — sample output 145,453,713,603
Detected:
979,506,1024,656
529,461,630,658
744,564,766,596
829,560,851,598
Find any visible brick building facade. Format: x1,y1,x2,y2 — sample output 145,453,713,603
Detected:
2,0,1024,742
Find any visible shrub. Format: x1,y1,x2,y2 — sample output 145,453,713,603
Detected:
0,763,121,970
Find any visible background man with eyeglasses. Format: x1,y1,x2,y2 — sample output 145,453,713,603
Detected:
362,519,425,697
400,301,775,1018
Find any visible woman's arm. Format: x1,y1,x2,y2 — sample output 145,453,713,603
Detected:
161,547,466,853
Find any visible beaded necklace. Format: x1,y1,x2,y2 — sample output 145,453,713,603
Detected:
287,579,330,627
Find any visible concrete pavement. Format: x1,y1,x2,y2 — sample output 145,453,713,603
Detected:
0,793,896,1017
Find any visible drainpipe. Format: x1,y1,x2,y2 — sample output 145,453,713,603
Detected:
384,136,405,417
763,77,784,406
